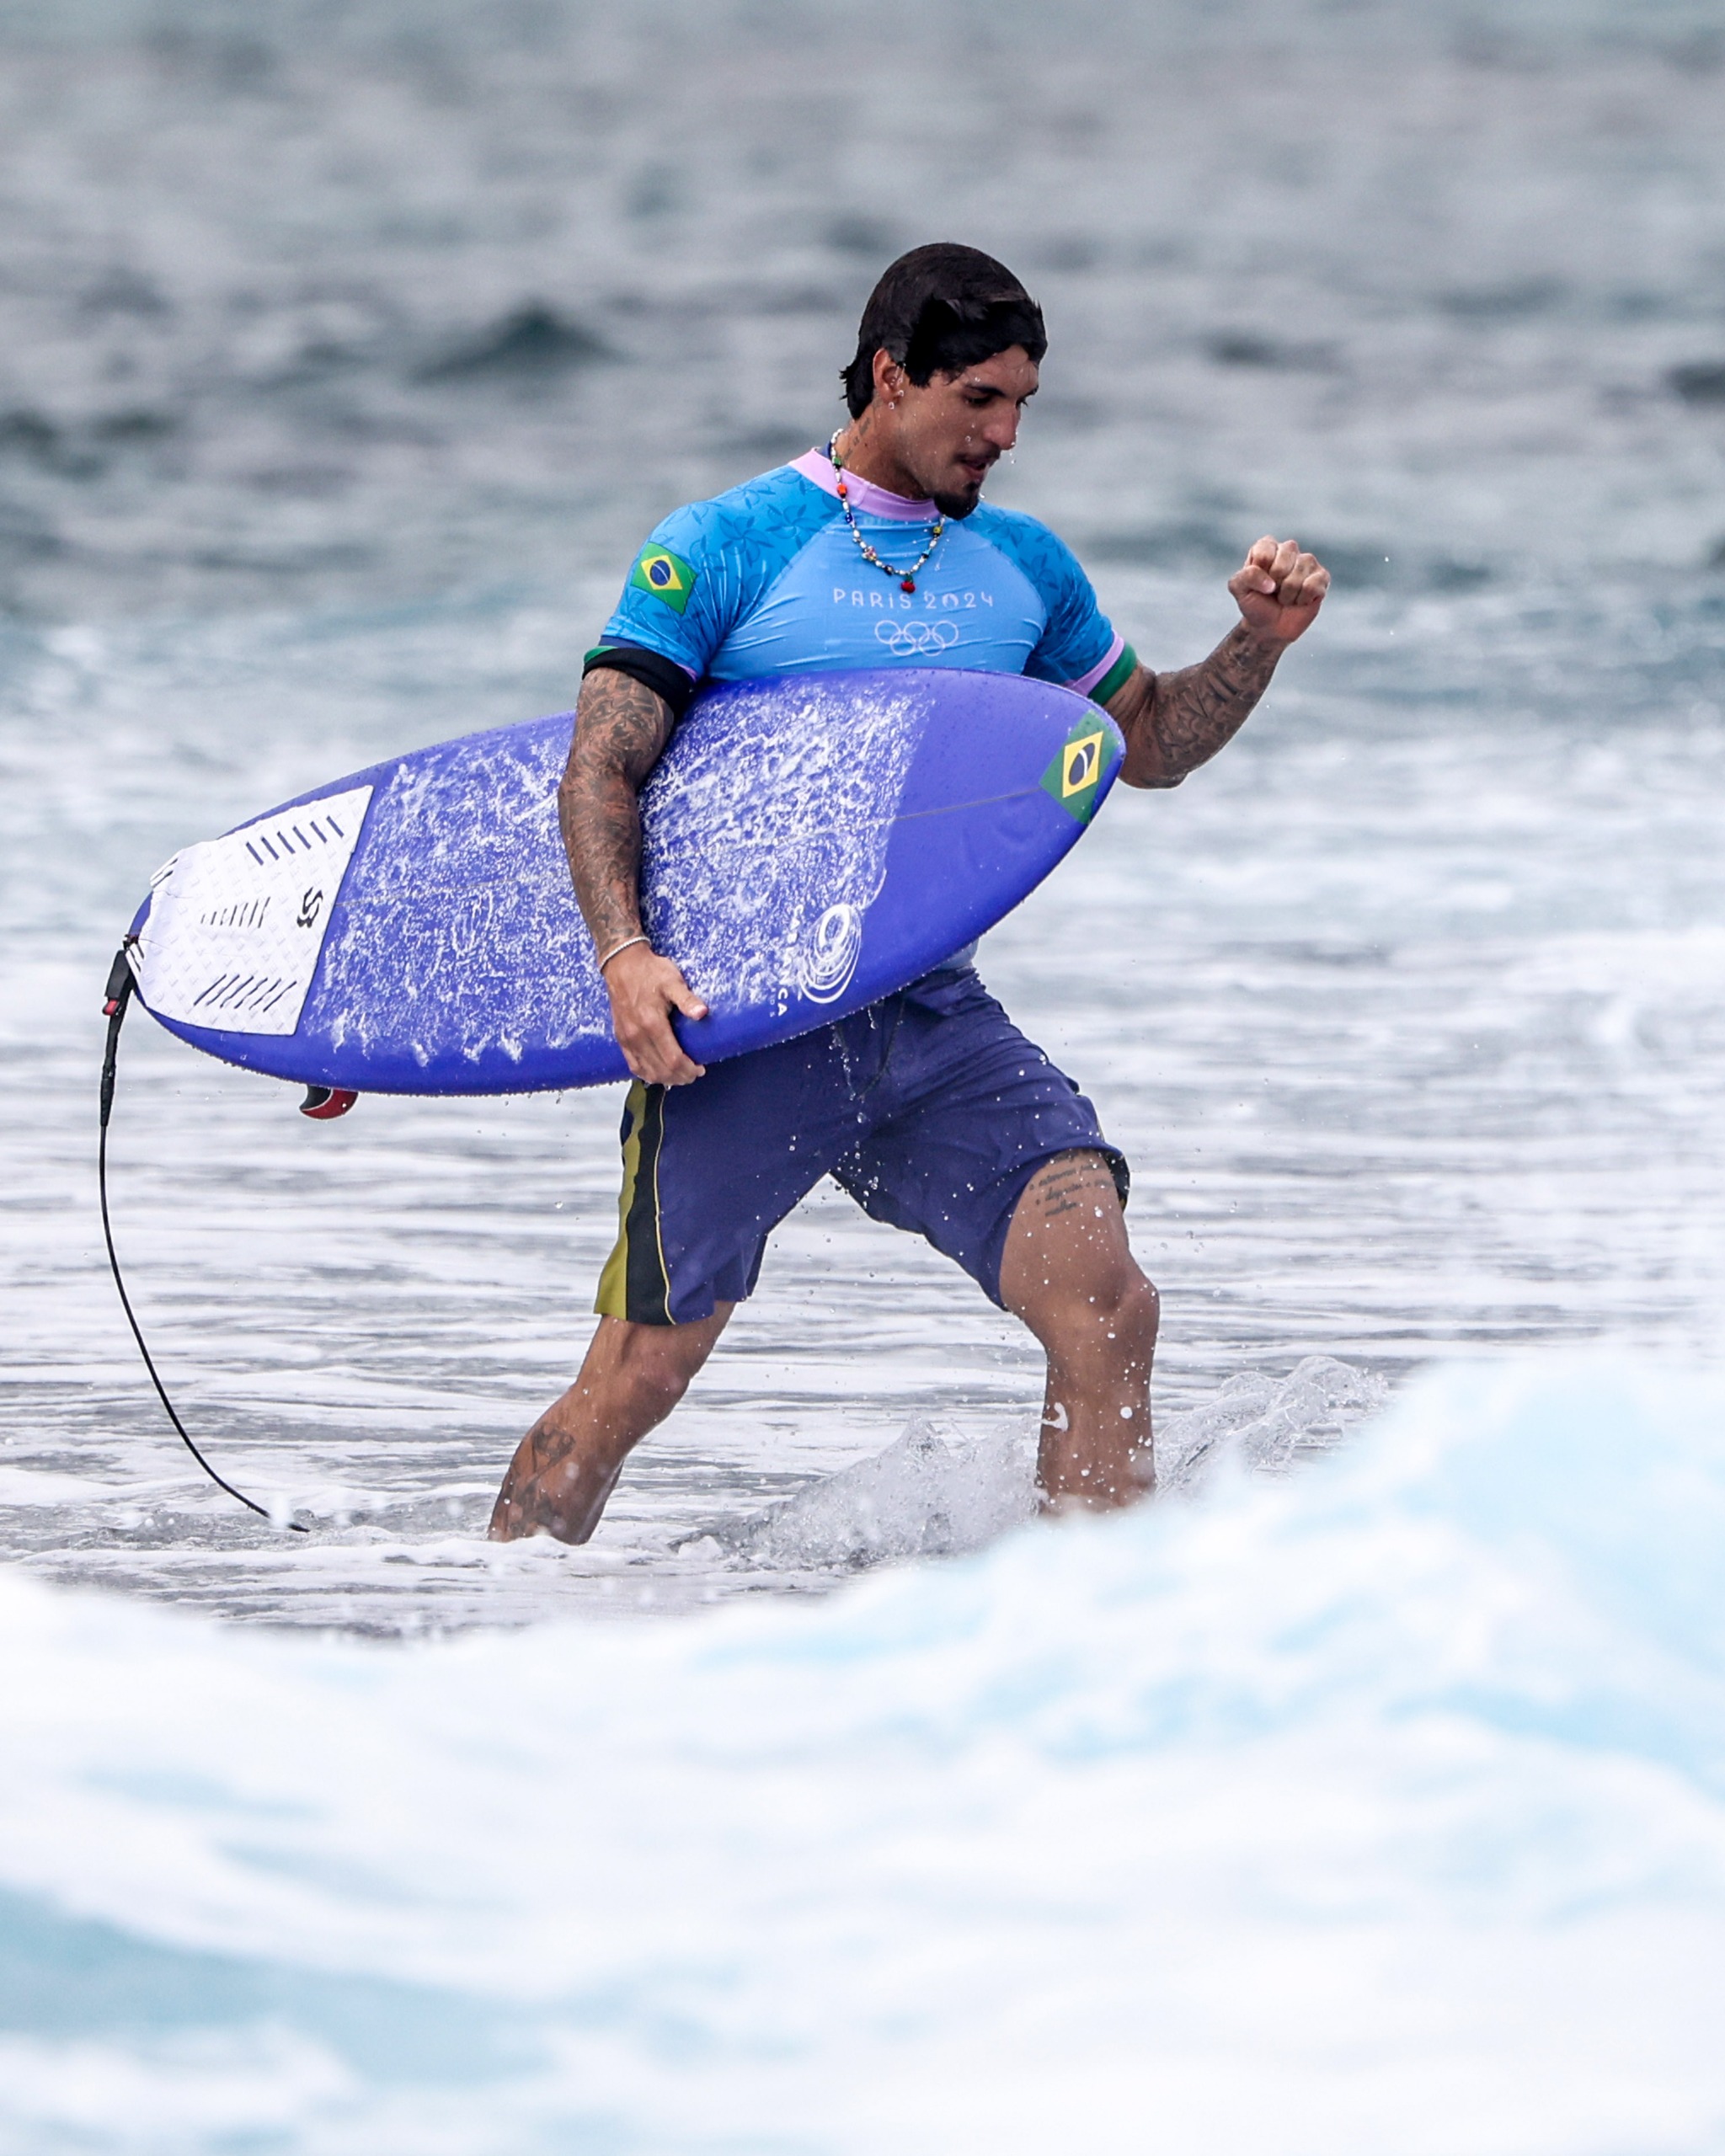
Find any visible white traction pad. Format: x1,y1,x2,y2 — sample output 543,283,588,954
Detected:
136,786,372,1037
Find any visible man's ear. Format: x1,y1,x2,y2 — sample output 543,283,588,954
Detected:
870,348,908,407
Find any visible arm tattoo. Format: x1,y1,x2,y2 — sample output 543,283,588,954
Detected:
558,670,675,953
1112,625,1281,788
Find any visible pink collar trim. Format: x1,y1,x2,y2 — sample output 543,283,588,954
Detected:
792,446,940,522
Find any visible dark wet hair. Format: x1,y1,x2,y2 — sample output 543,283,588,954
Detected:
841,243,1047,419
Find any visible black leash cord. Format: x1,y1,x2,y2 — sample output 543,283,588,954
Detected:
99,945,307,1533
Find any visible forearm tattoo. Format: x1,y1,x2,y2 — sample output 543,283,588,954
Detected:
558,670,675,953
1118,625,1281,787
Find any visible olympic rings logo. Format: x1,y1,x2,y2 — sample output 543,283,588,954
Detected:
873,618,960,657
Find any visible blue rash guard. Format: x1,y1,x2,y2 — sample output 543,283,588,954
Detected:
595,446,1135,701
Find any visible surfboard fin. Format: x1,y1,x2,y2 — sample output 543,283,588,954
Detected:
300,1085,358,1120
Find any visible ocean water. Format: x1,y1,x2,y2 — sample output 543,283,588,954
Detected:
6,1358,1725,2153
3,0,1725,2143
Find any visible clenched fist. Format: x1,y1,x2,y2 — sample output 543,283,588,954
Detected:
1229,536,1329,644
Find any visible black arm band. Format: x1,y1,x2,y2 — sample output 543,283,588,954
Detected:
581,644,697,721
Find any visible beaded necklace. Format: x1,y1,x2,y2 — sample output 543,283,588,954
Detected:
827,431,946,595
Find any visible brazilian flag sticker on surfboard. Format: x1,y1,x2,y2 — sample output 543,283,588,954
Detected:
629,544,697,614
1040,717,1115,825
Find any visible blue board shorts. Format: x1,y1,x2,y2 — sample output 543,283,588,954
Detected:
595,968,1129,1326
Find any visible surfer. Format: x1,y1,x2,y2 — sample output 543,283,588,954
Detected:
489,243,1327,1543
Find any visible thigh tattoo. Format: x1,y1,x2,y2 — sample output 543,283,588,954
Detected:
1022,1150,1122,1226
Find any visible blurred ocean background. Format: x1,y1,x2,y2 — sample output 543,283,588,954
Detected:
3,0,1725,2147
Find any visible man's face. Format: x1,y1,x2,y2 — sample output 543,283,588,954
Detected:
889,345,1039,517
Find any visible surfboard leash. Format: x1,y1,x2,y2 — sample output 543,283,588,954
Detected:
99,942,307,1533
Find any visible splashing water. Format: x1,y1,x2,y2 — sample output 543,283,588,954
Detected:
706,1356,1388,1571
1158,1353,1391,1488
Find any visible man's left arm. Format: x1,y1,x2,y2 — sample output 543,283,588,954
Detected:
1108,536,1329,789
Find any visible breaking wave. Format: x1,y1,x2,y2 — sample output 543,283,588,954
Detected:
4,1353,1723,2153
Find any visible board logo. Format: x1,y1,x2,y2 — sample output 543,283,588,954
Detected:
629,545,697,614
800,902,864,1004
1039,720,1114,825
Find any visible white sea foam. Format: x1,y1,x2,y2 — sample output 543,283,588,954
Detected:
4,1355,1724,2153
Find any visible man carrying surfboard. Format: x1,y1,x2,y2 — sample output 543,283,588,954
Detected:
490,243,1327,1543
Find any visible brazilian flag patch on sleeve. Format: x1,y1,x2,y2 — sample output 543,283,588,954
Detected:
628,544,697,614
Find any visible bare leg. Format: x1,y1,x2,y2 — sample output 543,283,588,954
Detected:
997,1151,1159,1512
488,1305,732,1544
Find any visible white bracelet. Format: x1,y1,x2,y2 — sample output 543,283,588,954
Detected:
596,933,652,974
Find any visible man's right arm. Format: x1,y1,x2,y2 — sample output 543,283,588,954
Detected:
560,666,709,1086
